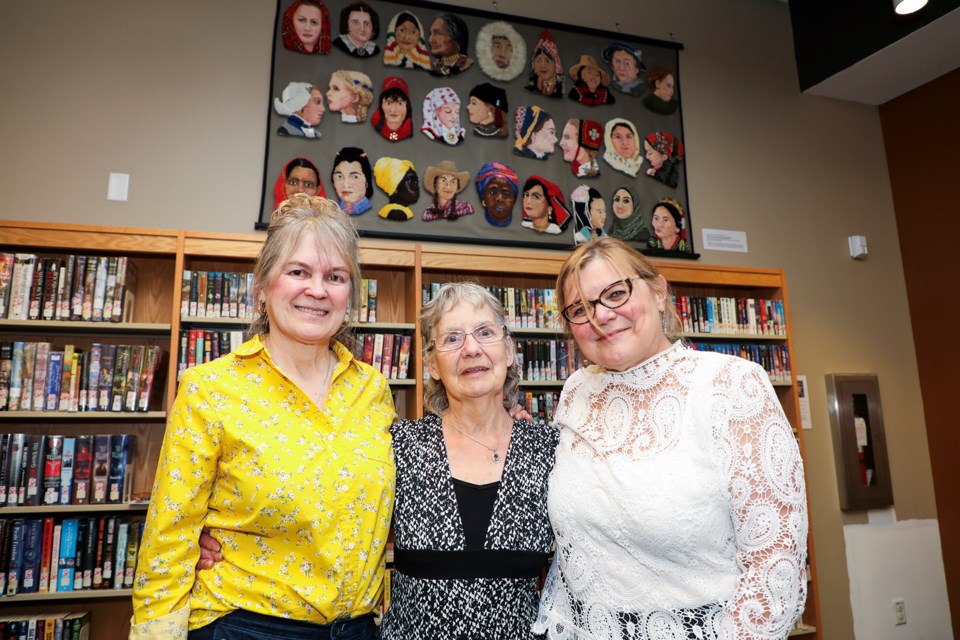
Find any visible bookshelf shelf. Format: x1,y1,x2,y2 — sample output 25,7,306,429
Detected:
2,589,133,602
0,503,149,515
0,410,166,421
179,316,250,327
387,379,416,387
789,625,818,636
518,380,565,388
683,331,786,341
0,319,172,335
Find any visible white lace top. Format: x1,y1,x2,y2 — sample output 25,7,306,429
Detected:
534,343,808,640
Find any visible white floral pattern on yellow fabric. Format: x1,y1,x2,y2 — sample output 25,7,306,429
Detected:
130,336,395,639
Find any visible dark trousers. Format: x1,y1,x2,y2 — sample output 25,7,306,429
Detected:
188,609,378,640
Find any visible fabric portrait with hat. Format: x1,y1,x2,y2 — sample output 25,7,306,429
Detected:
648,197,691,253
643,131,685,188
521,176,571,235
568,54,615,106
602,41,647,96
421,87,464,146
281,0,332,55
274,81,324,139
422,160,475,221
475,21,527,82
370,76,413,142
475,162,519,227
513,106,557,160
560,118,603,178
467,83,509,138
525,30,565,98
332,1,381,58
382,11,431,70
373,157,419,221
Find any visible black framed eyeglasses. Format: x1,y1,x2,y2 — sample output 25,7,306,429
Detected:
432,324,507,352
562,277,642,324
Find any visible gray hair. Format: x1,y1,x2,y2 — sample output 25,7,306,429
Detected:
421,281,519,415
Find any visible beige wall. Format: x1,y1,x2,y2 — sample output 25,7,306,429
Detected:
0,0,939,637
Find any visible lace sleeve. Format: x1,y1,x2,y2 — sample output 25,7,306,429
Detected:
716,362,808,640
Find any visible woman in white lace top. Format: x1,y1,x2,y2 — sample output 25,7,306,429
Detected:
533,237,808,640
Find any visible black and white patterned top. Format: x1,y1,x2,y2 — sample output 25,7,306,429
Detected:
380,413,560,640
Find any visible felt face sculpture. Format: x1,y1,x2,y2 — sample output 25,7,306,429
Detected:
370,76,412,142
643,67,679,115
427,14,474,76
422,160,474,221
421,87,464,146
513,106,557,160
608,185,649,244
602,118,642,177
475,21,527,82
373,157,419,221
643,131,685,188
281,0,331,54
525,30,564,97
520,176,571,235
331,147,373,216
474,161,519,227
466,83,509,138
602,41,647,96
649,198,691,253
327,70,374,123
559,118,603,177
333,1,380,57
571,185,608,244
274,82,325,139
382,11,431,70
272,157,326,210
568,55,615,106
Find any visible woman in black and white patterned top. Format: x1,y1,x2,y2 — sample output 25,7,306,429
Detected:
380,282,558,640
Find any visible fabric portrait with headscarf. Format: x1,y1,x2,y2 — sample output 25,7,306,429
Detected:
565,118,603,178
272,157,326,210
513,105,555,159
521,176,571,235
382,11,431,70
476,21,527,82
525,30,565,98
281,0,332,54
421,87,464,146
644,131,685,188
475,161,519,227
608,184,649,244
373,157,418,221
603,117,642,177
648,197,691,253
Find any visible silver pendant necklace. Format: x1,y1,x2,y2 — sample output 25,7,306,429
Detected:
447,418,510,463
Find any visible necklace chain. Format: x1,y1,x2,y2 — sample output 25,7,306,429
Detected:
447,418,509,464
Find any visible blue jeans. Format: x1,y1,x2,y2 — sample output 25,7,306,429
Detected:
188,609,378,640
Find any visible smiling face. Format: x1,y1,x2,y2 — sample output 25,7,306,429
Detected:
426,301,511,403
654,73,675,101
559,122,579,162
644,140,667,171
611,188,634,219
429,18,455,56
491,35,513,69
564,258,670,372
327,76,359,114
293,4,324,51
611,50,639,84
297,89,325,126
481,177,516,223
611,124,638,159
533,51,554,79
651,205,680,245
395,18,420,50
394,169,419,205
285,166,320,200
332,160,367,205
528,119,558,155
383,95,408,129
262,234,351,350
581,66,602,91
436,103,460,130
346,9,373,47
466,96,492,125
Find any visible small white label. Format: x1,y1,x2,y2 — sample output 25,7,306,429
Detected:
701,228,748,253
797,375,813,430
107,172,130,201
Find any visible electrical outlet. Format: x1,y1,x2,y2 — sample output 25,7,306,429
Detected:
892,598,907,625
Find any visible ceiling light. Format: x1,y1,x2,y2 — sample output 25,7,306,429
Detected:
893,0,928,15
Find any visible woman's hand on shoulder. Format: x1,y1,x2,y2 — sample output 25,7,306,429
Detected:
508,404,534,423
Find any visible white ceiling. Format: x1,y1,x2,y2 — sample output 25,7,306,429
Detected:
802,6,960,105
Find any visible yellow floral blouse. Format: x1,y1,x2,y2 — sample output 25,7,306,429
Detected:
130,335,396,639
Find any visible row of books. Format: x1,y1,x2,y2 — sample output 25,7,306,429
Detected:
688,342,793,382
349,333,413,380
0,434,136,508
422,283,562,330
0,610,89,640
0,515,144,596
177,330,245,379
521,390,560,426
0,253,137,323
0,342,164,413
514,338,583,382
672,295,787,336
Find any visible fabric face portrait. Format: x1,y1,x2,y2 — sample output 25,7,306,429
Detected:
648,197,691,253
427,14,475,77
373,157,418,221
475,161,519,227
274,82,324,139
608,184,649,244
513,106,557,160
643,67,679,115
421,87,464,146
567,54,615,106
525,30,565,98
467,83,509,138
272,157,326,210
332,2,381,58
571,184,608,245
327,70,374,123
331,147,373,216
521,176,571,235
422,160,475,222
559,119,602,177
602,41,647,96
475,21,527,82
370,76,412,142
643,131,685,188
602,118,642,177
281,0,331,55
382,11,431,70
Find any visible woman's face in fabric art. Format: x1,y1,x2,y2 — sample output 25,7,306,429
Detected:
395,18,420,50
346,10,374,47
559,122,579,162
491,36,513,69
522,184,550,222
327,77,358,114
429,18,456,56
298,89,325,126
644,140,667,171
654,73,675,101
528,119,558,156
652,205,680,245
293,4,324,51
611,189,634,219
466,97,492,125
383,95,408,129
394,169,419,205
285,166,320,200
589,198,607,229
436,103,460,130
332,161,367,205
611,50,639,84
533,52,554,80
611,124,637,159
481,178,516,223
581,67,602,91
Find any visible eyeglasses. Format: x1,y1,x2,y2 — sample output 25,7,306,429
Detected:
286,177,318,190
562,277,642,324
432,324,507,352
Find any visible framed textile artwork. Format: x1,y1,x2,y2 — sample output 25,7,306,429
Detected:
256,0,696,259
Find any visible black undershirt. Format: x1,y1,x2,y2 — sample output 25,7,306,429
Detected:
451,477,499,550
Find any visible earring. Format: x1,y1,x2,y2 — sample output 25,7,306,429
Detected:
660,310,668,333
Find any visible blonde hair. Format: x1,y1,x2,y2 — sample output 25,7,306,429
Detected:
420,282,519,415
249,193,361,350
556,236,682,341
333,69,374,122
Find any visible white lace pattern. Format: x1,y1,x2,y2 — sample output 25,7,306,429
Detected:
534,343,808,640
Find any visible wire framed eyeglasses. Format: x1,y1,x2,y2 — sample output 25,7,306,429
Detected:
432,324,507,352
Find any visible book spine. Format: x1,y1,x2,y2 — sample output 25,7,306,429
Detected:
38,516,54,592
0,341,11,410
92,256,109,322
59,436,75,505
48,523,61,593
97,344,117,411
0,252,15,319
57,255,75,321
27,255,46,321
108,434,135,504
59,344,75,411
90,434,111,504
110,345,131,412
20,518,42,593
0,433,9,505
124,344,144,411
71,435,93,505
113,522,128,589
7,518,25,595
24,434,46,506
42,435,64,505
56,519,77,592
70,255,87,320
44,351,63,411
80,256,97,321
31,342,51,412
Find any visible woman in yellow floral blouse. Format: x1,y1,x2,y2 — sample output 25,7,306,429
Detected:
130,194,395,640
